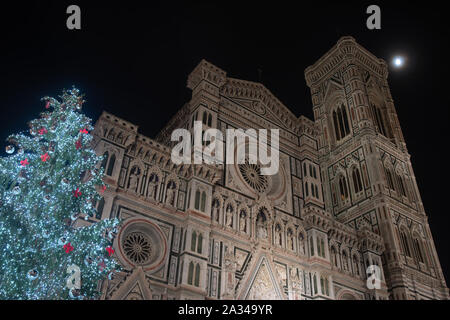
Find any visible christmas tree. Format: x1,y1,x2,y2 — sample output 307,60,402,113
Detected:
0,88,120,300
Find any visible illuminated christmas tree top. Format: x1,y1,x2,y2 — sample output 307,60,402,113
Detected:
0,88,120,300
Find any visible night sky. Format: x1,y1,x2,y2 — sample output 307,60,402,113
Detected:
1,1,449,284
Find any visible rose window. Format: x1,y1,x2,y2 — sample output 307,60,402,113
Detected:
122,232,152,265
239,163,269,193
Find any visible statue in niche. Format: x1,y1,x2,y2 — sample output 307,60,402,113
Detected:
147,173,159,200
298,233,305,255
225,204,233,228
287,229,294,251
290,267,298,281
212,198,220,223
165,181,176,206
239,210,247,233
107,129,115,141
256,209,268,240
128,167,140,192
275,224,282,246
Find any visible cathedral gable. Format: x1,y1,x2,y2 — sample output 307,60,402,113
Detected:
238,255,285,300
109,267,153,300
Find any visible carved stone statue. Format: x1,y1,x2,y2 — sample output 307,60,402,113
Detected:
166,186,175,206
290,267,298,281
128,168,139,192
287,233,293,251
212,199,220,223
298,233,305,255
226,205,233,228
275,225,282,246
239,212,246,233
256,216,267,240
147,174,158,199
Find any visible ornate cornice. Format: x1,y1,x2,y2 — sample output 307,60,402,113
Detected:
304,36,389,88
303,206,332,232
187,59,227,90
357,229,385,255
220,77,301,134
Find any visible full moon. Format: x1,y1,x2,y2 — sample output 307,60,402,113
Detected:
393,56,404,67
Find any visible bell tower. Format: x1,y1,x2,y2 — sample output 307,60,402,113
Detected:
305,36,449,300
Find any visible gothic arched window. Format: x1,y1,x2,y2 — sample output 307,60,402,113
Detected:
333,104,351,142
371,104,390,138
194,263,201,287
320,276,325,295
101,152,109,170
191,231,197,252
188,262,194,285
400,230,411,257
194,190,201,210
197,233,203,254
313,274,318,295
106,153,116,176
200,191,206,212
202,111,208,125
352,167,363,194
396,173,407,197
413,238,424,263
321,238,326,258
339,176,349,201
310,237,315,256
385,168,394,190
207,114,212,127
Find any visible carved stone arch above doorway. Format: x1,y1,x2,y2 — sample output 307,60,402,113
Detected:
237,254,285,300
108,267,153,300
336,289,360,300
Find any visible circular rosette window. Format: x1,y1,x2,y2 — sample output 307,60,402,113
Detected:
123,232,152,265
117,219,167,271
233,146,287,201
239,163,269,194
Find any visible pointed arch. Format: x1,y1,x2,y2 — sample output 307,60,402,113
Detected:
197,233,203,254
351,166,363,194
188,261,194,285
338,175,349,201
200,191,207,212
101,151,109,170
191,231,197,252
399,227,411,257
106,153,116,176
194,263,201,287
207,114,212,127
194,189,201,210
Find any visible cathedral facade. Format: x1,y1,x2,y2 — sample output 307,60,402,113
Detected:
92,37,449,300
